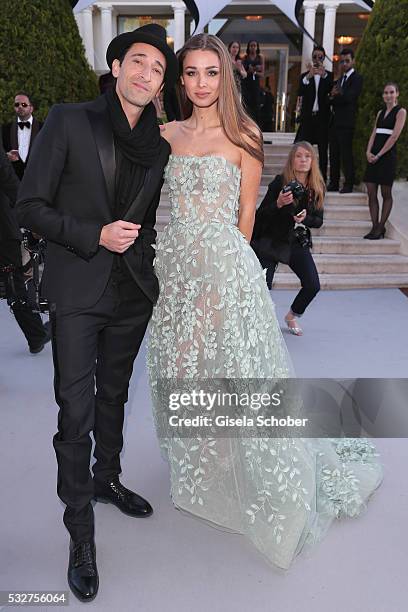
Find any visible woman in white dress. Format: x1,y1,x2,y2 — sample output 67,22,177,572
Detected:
147,34,383,570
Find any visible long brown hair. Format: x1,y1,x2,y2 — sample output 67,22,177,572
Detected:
176,34,264,165
282,141,325,209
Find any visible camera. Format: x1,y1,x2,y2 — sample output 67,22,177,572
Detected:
282,180,306,216
293,224,311,248
22,230,49,313
0,232,49,313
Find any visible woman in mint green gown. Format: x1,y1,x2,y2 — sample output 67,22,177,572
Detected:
147,34,383,570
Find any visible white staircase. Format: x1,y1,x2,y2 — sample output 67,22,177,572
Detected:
155,138,408,290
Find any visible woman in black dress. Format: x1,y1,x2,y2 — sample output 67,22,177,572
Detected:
251,142,325,336
363,82,406,239
242,40,265,126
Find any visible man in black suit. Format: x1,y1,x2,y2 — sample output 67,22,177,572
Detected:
17,24,178,602
328,48,363,193
0,144,50,352
1,92,43,179
295,46,333,182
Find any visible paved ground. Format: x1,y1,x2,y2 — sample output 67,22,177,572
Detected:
1,288,407,612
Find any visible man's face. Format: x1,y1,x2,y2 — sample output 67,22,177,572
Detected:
340,54,354,74
312,50,325,66
112,42,166,110
14,94,32,120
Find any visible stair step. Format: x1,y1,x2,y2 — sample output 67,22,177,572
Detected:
155,218,374,238
314,220,372,236
272,272,408,290
311,237,400,254
278,254,408,274
324,206,370,220
324,192,367,205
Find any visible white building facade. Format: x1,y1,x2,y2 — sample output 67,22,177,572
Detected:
74,0,370,130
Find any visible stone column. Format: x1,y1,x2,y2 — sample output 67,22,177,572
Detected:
99,4,113,70
81,6,94,69
322,1,339,70
301,1,319,72
74,11,83,40
172,2,186,52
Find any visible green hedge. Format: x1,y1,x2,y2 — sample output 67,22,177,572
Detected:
354,0,408,181
0,0,98,123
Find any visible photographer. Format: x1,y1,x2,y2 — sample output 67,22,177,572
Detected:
0,143,50,353
295,46,333,183
251,142,325,336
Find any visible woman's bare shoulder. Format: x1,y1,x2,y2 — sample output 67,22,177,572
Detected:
160,120,186,145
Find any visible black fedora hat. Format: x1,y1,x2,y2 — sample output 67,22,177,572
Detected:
106,23,178,87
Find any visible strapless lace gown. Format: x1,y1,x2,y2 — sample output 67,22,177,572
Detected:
147,155,383,569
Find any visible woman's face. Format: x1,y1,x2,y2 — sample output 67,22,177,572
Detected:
182,50,221,108
383,85,398,105
249,41,258,54
229,42,240,59
293,147,313,173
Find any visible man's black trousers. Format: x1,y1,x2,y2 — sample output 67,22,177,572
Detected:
295,113,329,183
0,239,47,349
51,274,152,542
329,125,355,188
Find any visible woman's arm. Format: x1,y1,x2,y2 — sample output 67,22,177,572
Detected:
236,59,247,79
303,202,324,229
366,111,381,162
238,141,263,241
256,55,265,79
374,108,407,160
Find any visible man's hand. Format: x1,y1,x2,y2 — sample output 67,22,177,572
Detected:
7,149,19,162
330,84,341,97
99,220,141,253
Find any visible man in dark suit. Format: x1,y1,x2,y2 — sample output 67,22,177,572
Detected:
0,144,50,352
1,92,43,179
328,48,363,193
295,46,333,182
17,24,178,602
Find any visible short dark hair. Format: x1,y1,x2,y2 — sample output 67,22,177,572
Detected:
312,45,326,57
14,91,32,104
340,48,354,59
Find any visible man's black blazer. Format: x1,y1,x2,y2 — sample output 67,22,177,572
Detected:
1,117,43,179
298,70,333,121
16,95,170,308
0,142,21,243
330,71,363,129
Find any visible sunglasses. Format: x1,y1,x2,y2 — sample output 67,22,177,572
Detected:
312,54,324,60
14,102,30,108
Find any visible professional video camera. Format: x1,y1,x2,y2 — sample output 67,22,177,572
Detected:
22,230,49,313
0,231,49,313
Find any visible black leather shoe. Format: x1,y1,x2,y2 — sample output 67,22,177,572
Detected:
94,478,153,517
327,183,339,192
68,540,99,602
339,185,353,194
29,321,51,354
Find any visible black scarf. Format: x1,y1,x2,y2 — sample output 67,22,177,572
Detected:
105,87,161,167
105,87,161,218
